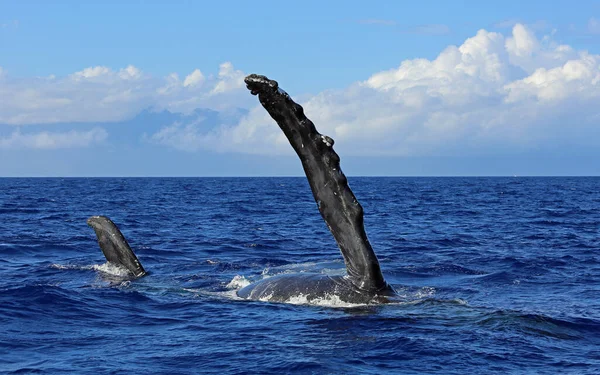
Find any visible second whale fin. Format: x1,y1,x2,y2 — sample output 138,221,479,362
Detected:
87,216,146,278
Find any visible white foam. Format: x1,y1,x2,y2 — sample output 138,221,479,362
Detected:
50,263,94,270
257,292,275,302
282,293,367,308
226,275,251,289
219,289,244,300
92,262,132,277
252,290,369,308
261,267,271,276
414,286,436,299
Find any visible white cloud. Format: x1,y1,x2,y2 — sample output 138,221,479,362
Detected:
148,120,213,152
149,106,280,154
505,53,600,102
71,66,112,80
71,65,144,83
2,26,600,158
211,62,245,94
505,24,576,74
157,73,181,96
0,127,107,150
150,24,600,157
118,65,142,80
0,62,252,125
183,69,205,88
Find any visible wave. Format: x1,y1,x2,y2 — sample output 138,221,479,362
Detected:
474,310,600,340
0,284,98,321
50,262,133,278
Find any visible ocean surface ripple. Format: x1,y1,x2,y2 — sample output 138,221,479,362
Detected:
1,177,599,374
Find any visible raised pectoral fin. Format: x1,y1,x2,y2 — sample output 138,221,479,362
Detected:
245,74,388,292
87,216,146,278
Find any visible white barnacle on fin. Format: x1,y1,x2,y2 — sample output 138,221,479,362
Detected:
320,135,334,147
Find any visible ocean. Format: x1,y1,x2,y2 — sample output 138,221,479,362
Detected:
1,177,599,374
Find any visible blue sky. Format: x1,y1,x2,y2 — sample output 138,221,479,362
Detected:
1,0,600,176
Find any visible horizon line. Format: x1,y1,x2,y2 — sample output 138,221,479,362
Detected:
1,175,599,178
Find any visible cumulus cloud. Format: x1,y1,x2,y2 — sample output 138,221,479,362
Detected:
70,64,141,82
148,106,279,153
149,24,599,157
183,69,205,88
149,120,214,152
0,127,107,150
118,65,142,80
211,62,245,94
505,24,576,74
157,73,181,96
0,62,252,125
2,26,600,158
71,66,112,80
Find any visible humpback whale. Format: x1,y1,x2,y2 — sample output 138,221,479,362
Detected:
87,74,396,304
237,74,395,303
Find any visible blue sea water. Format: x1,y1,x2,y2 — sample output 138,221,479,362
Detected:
0,177,599,374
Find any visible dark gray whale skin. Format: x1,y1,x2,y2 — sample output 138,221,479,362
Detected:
87,216,146,278
239,74,395,304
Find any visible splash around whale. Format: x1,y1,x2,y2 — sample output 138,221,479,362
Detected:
86,74,397,305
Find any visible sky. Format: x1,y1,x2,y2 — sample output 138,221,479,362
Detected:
1,0,600,176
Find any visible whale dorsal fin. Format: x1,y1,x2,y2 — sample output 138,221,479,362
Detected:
87,216,146,278
245,74,388,292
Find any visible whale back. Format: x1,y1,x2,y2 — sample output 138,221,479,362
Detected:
87,216,146,278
